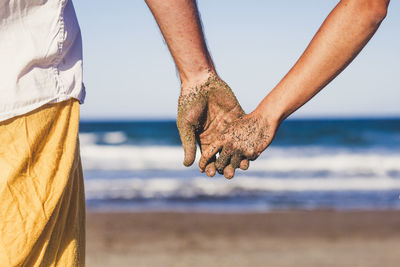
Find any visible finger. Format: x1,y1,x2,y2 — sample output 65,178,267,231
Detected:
223,151,242,179
199,142,222,171
177,120,197,167
224,165,235,179
204,155,216,177
240,159,249,170
199,144,211,173
230,152,242,169
215,145,233,174
205,162,217,177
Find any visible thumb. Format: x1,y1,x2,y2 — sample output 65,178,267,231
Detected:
177,119,197,167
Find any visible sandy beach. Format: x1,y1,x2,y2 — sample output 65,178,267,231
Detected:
86,210,400,267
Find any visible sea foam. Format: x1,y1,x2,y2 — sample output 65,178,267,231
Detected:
80,144,400,176
85,176,400,200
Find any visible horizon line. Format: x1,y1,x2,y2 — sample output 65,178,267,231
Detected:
80,115,400,122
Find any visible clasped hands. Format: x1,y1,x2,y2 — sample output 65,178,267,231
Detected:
177,73,277,179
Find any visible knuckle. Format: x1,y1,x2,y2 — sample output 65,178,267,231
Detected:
244,151,257,160
244,149,254,157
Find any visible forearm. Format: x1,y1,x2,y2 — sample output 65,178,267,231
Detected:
145,0,215,89
257,0,389,124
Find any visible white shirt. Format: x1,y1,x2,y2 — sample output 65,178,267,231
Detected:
0,0,85,122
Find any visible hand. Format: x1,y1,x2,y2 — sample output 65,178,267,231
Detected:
199,111,278,179
177,73,249,177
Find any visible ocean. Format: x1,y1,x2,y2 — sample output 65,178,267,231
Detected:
79,118,400,212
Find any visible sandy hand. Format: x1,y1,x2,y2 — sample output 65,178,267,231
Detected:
199,112,277,179
177,74,249,177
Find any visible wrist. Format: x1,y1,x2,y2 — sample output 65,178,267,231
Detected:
254,95,286,127
180,68,216,92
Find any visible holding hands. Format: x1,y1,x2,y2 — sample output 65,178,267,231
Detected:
199,111,277,179
146,0,389,179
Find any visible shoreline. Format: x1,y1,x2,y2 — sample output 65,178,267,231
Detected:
86,206,400,213
87,209,400,266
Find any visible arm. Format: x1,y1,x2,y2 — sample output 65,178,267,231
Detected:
145,0,248,175
145,0,214,88
200,0,390,178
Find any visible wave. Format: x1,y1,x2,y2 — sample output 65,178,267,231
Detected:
84,176,400,200
80,144,400,177
80,132,128,145
79,133,98,145
80,142,400,210
103,131,128,144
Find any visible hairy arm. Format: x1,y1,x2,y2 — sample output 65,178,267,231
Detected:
145,0,248,175
145,0,214,88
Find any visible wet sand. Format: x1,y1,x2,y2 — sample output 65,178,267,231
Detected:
86,210,400,267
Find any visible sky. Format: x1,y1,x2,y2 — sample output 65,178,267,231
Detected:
73,1,400,120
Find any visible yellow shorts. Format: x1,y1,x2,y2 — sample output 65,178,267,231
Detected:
0,99,85,266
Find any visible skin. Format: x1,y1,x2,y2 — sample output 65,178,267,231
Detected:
177,73,249,176
200,0,390,178
145,0,249,176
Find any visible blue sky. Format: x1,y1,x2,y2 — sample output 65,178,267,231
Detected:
74,1,400,119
